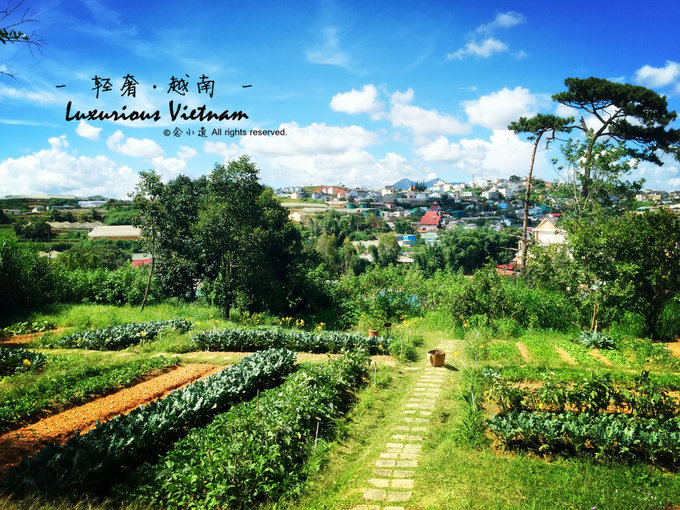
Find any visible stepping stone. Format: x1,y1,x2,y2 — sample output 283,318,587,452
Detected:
402,417,414,422
363,489,386,501
373,469,392,477
412,426,427,431
393,469,415,478
376,459,396,467
396,460,418,468
395,426,410,431
380,452,398,459
399,452,419,460
384,507,406,510
405,403,420,408
402,409,416,414
386,491,412,503
407,435,423,441
420,411,432,416
387,441,405,447
403,444,422,452
391,479,415,489
418,403,435,409
368,478,389,488
414,418,429,423
404,367,421,371
352,506,381,510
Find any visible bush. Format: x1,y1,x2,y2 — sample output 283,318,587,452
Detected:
572,330,616,350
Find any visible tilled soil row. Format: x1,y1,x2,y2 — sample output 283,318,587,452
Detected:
0,363,223,475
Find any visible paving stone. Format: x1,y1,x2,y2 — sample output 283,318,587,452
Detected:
383,507,406,510
380,452,398,459
392,470,415,478
376,459,396,467
368,478,389,488
399,452,419,460
394,426,410,431
412,426,427,431
363,489,386,501
396,460,418,467
418,403,435,409
352,506,381,510
386,491,413,502
402,409,416,414
386,442,404,448
402,417,413,422
405,403,420,408
414,418,429,423
391,479,415,489
403,444,422,452
420,411,432,416
407,435,423,441
373,468,392,477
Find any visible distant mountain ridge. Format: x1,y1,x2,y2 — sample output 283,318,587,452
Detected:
392,177,440,191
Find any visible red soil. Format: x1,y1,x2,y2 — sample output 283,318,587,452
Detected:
0,363,223,475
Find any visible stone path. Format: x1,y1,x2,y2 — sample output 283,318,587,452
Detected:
353,340,456,510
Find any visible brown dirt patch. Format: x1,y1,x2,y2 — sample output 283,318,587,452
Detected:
0,363,223,475
665,342,680,359
589,348,614,366
553,346,577,365
0,328,68,346
515,342,531,362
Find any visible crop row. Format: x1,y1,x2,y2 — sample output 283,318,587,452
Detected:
484,369,678,418
191,325,387,354
0,356,179,432
0,347,49,377
489,410,680,468
3,348,297,497
121,349,370,509
47,319,192,350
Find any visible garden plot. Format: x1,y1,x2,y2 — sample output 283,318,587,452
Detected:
0,363,221,474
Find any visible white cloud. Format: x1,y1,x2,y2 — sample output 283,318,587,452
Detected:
203,141,242,160
240,122,378,156
75,120,102,141
106,130,164,159
306,26,350,68
388,89,468,136
464,86,539,129
0,84,63,105
0,136,138,198
447,37,507,60
177,146,199,160
634,61,680,88
476,11,526,34
414,130,545,180
330,84,383,117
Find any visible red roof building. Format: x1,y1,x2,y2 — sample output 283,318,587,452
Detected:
418,210,441,231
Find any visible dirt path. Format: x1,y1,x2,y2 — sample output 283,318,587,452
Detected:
665,342,680,359
0,329,68,346
0,363,223,475
589,348,613,366
515,342,531,362
554,346,577,365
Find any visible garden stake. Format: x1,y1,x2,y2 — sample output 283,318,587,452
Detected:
314,420,320,451
471,385,476,411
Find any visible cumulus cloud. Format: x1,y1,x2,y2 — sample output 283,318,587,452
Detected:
464,86,539,129
634,61,680,88
0,136,138,197
447,38,507,60
388,89,469,136
448,11,526,61
330,84,383,117
106,130,164,159
203,141,243,160
75,120,102,141
414,130,544,179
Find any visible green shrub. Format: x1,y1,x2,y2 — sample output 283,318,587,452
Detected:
0,347,49,376
572,331,617,350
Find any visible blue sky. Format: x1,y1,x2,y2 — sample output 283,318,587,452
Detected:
1,0,680,197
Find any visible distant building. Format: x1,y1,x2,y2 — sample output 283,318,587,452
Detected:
418,210,442,232
88,225,141,240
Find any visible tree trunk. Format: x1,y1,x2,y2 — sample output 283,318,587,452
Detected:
520,132,543,271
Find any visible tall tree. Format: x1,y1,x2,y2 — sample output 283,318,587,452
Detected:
552,77,680,202
131,170,164,311
508,114,573,270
